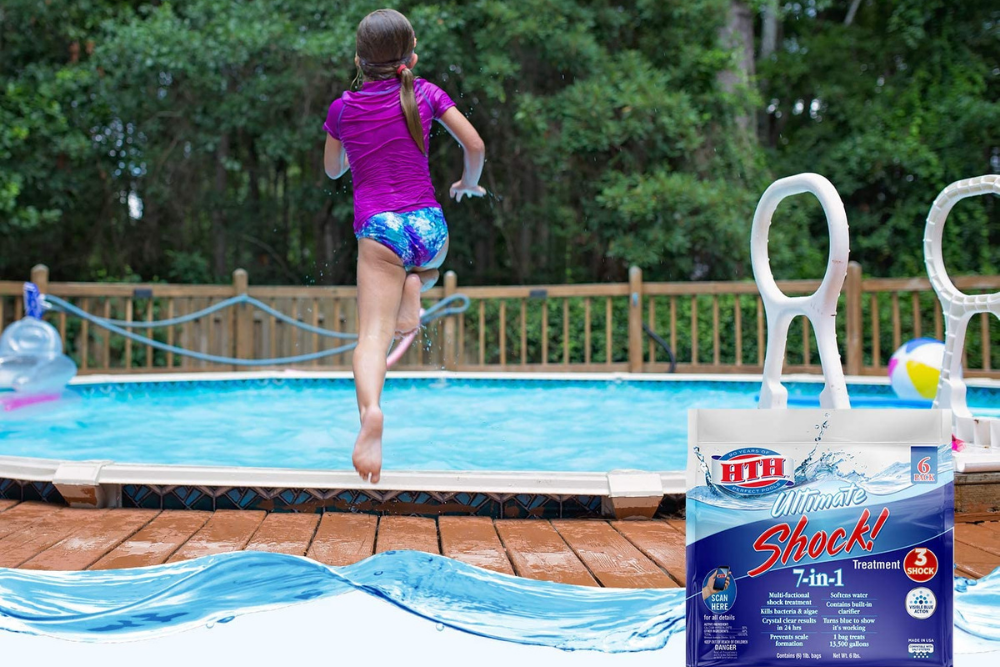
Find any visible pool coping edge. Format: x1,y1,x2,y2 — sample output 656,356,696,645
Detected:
0,455,684,519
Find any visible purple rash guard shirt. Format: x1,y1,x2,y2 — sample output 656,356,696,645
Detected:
324,78,456,232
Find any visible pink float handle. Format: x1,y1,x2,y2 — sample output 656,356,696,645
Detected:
386,309,424,369
1,393,61,412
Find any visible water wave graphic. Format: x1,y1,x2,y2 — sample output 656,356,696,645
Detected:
956,573,1000,642
0,550,996,652
0,551,682,651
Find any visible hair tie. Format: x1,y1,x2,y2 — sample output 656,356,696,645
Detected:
396,63,407,75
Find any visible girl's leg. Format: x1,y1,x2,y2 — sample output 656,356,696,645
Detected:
413,268,440,292
394,274,424,336
395,238,449,333
353,238,407,483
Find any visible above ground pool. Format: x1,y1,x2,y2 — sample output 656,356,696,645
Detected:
2,374,999,473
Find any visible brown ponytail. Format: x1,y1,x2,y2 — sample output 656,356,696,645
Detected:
355,9,426,154
397,67,426,154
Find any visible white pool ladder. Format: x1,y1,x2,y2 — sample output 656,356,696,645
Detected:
751,173,852,410
924,175,1000,468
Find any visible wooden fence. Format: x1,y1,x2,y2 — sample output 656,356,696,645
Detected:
0,263,997,378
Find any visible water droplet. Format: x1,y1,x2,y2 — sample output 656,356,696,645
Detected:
435,623,445,632
206,621,216,629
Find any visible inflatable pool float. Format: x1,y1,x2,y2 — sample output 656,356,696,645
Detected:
0,283,76,410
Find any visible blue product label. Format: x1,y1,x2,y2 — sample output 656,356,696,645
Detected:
687,411,954,667
912,446,938,484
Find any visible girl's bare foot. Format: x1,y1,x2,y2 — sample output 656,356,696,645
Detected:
352,407,384,483
394,274,423,335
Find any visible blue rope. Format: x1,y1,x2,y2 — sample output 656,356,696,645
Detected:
420,293,470,320
56,292,470,337
86,294,356,339
42,293,470,367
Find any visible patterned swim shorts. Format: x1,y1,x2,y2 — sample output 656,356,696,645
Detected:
355,206,449,270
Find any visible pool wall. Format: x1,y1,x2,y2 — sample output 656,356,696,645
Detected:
0,454,683,518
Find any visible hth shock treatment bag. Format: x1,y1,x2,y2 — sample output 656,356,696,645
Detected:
685,175,955,666
686,410,954,667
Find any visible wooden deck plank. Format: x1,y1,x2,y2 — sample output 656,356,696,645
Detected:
956,513,1000,523
90,511,212,570
0,509,110,568
21,509,160,571
306,513,377,566
611,520,684,586
438,517,514,575
956,522,1000,578
1,507,993,587
495,520,597,587
376,516,439,554
553,520,674,589
167,510,267,563
955,540,1000,579
956,522,1000,556
245,513,320,556
0,502,64,541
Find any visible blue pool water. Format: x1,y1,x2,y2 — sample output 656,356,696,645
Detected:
1,378,998,472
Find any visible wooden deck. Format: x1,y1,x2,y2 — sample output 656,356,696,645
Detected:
0,501,995,585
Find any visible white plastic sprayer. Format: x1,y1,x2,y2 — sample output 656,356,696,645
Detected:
924,174,1000,459
751,173,851,410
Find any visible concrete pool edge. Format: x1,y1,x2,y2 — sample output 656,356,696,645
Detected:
0,454,685,519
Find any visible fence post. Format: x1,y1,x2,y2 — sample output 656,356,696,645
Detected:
443,270,458,371
232,269,252,370
30,264,49,294
845,260,863,376
628,266,643,373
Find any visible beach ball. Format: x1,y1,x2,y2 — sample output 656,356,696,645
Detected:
888,338,946,401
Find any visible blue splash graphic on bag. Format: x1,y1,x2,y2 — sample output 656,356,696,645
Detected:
0,549,997,653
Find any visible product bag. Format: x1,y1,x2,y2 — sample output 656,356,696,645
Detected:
686,175,954,667
687,409,954,667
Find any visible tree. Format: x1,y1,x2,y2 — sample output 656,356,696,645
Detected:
1,0,995,285
757,0,999,278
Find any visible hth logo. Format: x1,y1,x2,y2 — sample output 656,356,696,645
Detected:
911,446,938,484
711,448,794,496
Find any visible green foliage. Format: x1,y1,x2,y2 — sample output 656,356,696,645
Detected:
759,0,1000,278
598,171,757,280
0,0,996,286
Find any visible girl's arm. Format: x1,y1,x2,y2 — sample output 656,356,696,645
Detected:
324,136,350,179
438,107,486,202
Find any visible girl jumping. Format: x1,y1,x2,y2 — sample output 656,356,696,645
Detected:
323,8,486,483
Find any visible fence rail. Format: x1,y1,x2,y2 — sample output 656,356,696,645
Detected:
0,262,997,378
